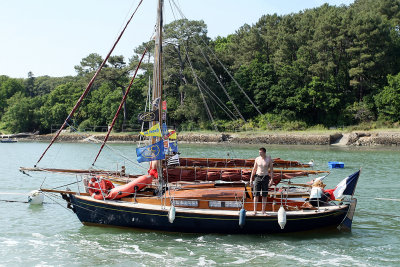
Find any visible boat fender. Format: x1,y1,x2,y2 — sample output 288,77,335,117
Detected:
28,190,44,205
238,208,246,228
168,205,176,223
277,206,286,230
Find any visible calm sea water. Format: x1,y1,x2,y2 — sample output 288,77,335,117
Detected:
0,142,399,266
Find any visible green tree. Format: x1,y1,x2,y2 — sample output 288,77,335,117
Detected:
0,92,34,133
375,73,400,122
162,19,214,125
31,75,79,96
26,71,35,97
74,53,104,76
304,76,342,125
0,77,25,115
39,82,83,132
230,57,276,117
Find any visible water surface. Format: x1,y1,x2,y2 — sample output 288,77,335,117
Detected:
0,142,399,266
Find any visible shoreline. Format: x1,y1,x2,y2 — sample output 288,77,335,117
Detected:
11,131,400,146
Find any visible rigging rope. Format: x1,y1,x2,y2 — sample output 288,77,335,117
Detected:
35,0,144,167
166,0,217,132
185,54,219,132
204,44,263,116
198,48,246,121
185,50,237,157
92,46,149,165
197,77,238,120
167,0,239,157
199,83,235,121
166,0,237,158
169,0,263,117
63,122,147,171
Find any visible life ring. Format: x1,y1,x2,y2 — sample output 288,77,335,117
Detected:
88,177,115,200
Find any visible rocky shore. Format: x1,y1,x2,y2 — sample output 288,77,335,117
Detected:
15,131,400,146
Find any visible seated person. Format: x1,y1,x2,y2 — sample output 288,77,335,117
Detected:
309,180,329,207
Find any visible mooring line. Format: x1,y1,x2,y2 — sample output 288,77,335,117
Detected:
0,199,28,203
375,198,400,202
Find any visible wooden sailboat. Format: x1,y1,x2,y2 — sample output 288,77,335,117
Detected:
21,0,360,234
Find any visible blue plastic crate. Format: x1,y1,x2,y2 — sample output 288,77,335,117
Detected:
328,161,344,168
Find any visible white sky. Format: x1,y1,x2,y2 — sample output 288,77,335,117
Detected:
0,0,354,78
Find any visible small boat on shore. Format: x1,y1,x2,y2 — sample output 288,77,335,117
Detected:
1,139,17,143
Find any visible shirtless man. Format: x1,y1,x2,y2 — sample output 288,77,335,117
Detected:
250,147,273,215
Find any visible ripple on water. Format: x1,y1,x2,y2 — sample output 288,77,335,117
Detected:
32,232,45,238
1,239,18,247
1,143,400,266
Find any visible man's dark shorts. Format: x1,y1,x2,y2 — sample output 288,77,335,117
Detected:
253,174,270,197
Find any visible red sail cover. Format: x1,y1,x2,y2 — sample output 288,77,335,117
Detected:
163,167,308,185
178,158,254,168
176,157,311,168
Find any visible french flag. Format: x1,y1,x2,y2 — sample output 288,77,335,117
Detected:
333,170,361,199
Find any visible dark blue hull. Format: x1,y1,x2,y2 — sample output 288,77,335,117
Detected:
69,195,350,234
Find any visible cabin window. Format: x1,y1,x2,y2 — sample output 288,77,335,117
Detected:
172,200,198,207
209,201,241,208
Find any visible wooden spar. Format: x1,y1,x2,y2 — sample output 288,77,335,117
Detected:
34,0,144,167
21,167,96,174
170,166,329,174
152,0,163,143
20,167,140,178
40,188,92,196
92,47,148,165
152,0,164,180
40,188,82,195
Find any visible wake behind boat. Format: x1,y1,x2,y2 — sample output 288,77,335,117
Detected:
21,0,360,234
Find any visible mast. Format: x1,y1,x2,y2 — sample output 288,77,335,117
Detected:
152,0,164,181
152,0,163,134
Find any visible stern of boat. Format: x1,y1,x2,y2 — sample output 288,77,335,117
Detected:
337,198,357,231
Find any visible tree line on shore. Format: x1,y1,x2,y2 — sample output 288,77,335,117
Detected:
1,0,400,134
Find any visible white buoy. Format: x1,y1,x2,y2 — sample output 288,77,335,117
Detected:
28,190,44,205
277,206,286,229
168,205,176,223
